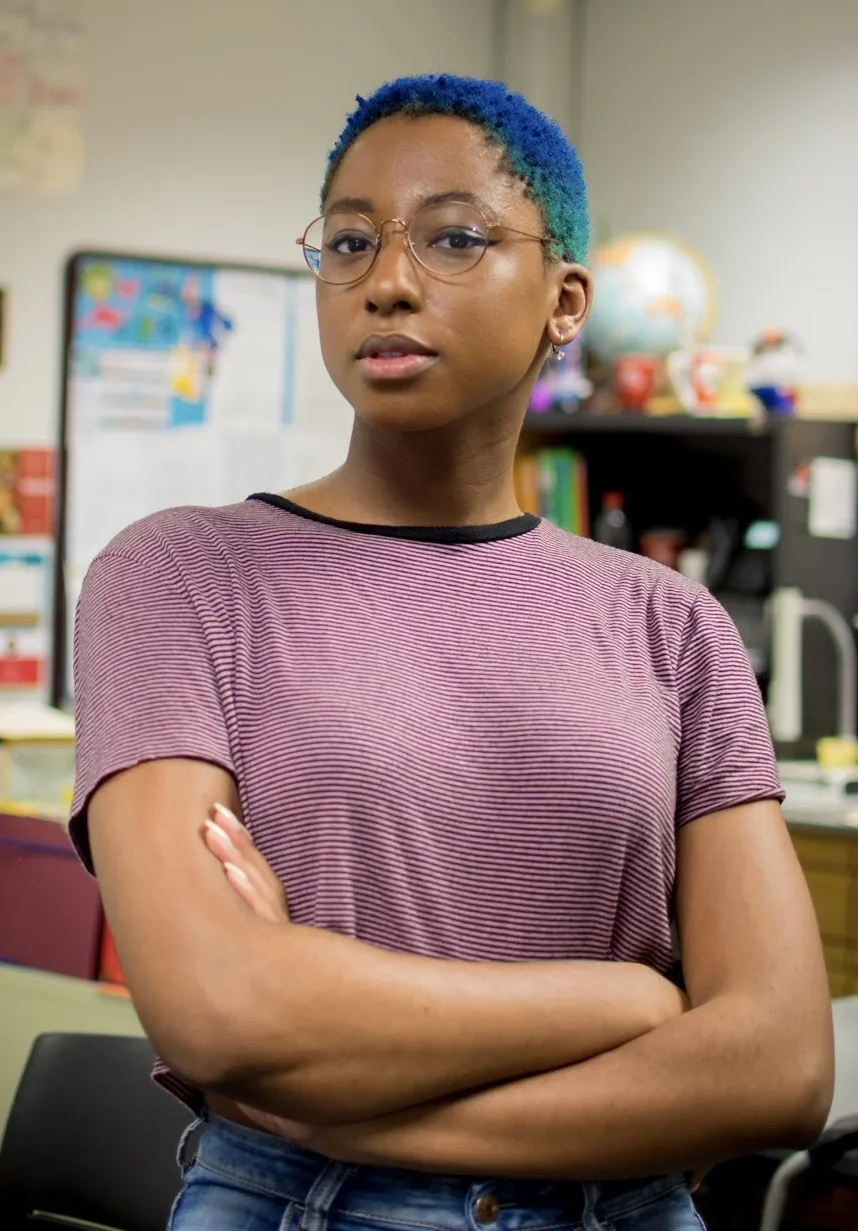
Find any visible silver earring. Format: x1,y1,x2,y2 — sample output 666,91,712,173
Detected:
551,343,566,361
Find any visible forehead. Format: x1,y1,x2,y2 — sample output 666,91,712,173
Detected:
326,113,537,224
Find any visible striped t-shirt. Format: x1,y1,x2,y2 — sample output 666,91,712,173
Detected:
70,495,783,1106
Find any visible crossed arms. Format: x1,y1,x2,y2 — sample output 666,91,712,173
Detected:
88,758,833,1179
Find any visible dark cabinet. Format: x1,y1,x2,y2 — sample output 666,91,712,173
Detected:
521,414,858,758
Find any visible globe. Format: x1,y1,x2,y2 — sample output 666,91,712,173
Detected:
585,233,716,366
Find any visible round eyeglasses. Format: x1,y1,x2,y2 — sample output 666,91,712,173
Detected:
296,200,549,285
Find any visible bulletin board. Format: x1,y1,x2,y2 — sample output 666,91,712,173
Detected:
52,251,354,704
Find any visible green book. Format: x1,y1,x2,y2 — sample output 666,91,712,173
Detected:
537,450,557,523
558,449,575,532
568,448,583,534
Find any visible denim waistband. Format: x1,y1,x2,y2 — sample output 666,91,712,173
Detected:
186,1113,687,1231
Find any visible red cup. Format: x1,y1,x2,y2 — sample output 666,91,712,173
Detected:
640,528,686,570
614,354,660,410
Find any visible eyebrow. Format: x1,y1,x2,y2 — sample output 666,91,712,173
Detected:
325,190,496,217
422,190,494,214
325,196,374,214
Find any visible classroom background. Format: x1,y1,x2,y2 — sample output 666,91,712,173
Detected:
2,3,858,1229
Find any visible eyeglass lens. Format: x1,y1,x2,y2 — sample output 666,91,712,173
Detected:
303,202,492,283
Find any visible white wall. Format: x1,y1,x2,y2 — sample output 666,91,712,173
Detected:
6,0,857,442
0,0,495,445
581,0,858,383
496,0,584,136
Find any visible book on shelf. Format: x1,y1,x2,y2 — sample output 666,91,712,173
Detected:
514,448,589,536
514,453,540,517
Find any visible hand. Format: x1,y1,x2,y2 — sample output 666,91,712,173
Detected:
203,802,289,924
204,805,315,1145
204,811,375,1156
234,1105,331,1148
686,1162,714,1193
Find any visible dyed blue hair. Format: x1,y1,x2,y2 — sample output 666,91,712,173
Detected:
322,74,589,265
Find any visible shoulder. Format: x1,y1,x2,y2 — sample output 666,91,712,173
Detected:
535,521,704,631
78,501,281,623
76,504,277,652
87,500,271,580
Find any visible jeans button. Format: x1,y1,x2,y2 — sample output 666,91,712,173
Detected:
474,1193,500,1224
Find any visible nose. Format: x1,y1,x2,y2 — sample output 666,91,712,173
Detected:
362,220,425,316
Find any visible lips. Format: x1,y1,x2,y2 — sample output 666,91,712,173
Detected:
356,333,439,382
356,333,437,359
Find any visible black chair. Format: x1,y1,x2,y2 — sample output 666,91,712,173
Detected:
757,1116,858,1231
0,1033,195,1231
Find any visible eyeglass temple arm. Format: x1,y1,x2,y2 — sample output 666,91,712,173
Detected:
496,225,550,244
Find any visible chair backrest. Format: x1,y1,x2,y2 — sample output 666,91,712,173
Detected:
808,1116,858,1179
0,1032,195,1231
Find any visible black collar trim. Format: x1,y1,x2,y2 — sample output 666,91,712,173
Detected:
247,493,540,544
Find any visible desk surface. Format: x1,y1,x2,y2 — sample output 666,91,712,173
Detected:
785,806,858,837
0,962,143,1142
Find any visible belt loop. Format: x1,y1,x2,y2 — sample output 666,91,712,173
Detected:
300,1160,358,1231
581,1181,603,1231
176,1116,204,1176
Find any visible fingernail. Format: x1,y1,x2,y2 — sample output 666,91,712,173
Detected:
205,817,237,854
224,861,252,889
213,802,245,833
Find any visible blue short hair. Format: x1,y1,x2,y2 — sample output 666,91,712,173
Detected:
322,73,589,265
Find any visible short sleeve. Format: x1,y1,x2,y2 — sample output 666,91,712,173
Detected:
675,589,784,827
70,545,235,872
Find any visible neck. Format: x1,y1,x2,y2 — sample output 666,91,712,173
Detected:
289,398,529,527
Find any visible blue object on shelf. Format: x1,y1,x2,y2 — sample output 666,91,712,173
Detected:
751,385,795,414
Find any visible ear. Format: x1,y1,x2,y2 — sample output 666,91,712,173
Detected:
546,264,593,350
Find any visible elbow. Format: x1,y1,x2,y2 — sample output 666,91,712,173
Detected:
153,1017,253,1092
161,1046,241,1095
767,1042,835,1150
724,988,835,1151
153,1004,336,1117
780,1065,834,1149
144,994,294,1094
135,949,365,1118
168,1032,380,1124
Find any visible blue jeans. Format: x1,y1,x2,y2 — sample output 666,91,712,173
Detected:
168,1114,706,1231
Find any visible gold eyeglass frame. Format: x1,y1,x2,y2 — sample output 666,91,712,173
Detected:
295,203,550,285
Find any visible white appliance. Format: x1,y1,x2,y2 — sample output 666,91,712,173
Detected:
767,586,857,744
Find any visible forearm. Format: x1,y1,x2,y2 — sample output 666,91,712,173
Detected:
98,767,683,1126
197,923,682,1122
302,991,831,1177
299,803,834,1174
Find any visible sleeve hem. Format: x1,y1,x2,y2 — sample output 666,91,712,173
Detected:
69,750,237,875
676,786,786,830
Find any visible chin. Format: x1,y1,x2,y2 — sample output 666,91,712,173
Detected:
352,393,467,434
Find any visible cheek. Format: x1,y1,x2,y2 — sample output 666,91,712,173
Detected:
441,276,547,382
313,263,550,405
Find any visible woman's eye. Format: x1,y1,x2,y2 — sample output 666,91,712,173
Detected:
430,227,488,251
326,232,375,256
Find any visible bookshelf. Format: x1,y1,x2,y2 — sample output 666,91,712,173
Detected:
523,411,773,437
517,413,858,761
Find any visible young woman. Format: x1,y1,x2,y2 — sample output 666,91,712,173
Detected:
71,75,833,1231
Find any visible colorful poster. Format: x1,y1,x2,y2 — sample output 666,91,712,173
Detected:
0,536,52,690
71,258,238,430
0,450,55,693
0,447,55,535
61,254,353,702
